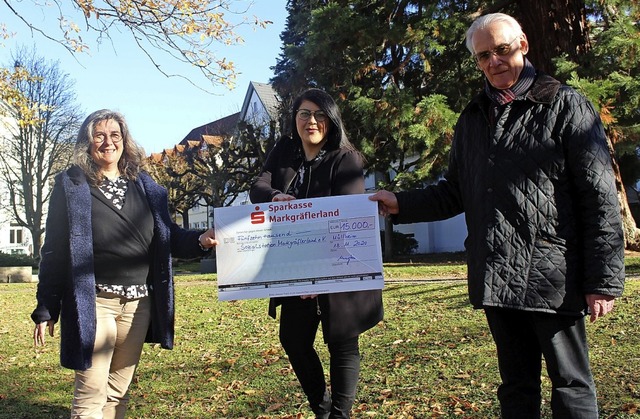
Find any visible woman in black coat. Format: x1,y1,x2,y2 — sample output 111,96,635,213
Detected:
250,88,383,418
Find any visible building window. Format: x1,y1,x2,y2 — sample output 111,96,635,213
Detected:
9,228,23,244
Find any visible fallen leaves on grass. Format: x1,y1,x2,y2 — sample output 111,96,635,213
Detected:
622,402,639,414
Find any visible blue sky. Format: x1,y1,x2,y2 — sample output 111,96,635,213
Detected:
0,1,287,154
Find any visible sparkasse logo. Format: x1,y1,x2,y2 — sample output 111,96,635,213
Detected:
250,206,265,224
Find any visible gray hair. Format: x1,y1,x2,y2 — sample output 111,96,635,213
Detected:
465,13,524,54
73,109,146,186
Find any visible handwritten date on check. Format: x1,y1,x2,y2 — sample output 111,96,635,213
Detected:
213,194,384,301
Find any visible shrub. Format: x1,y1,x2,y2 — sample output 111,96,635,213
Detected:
380,230,419,256
0,252,38,268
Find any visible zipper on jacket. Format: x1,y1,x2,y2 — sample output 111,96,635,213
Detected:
316,297,321,316
304,165,312,198
283,161,304,197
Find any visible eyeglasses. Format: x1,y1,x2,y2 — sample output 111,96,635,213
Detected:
474,36,520,64
296,109,328,123
93,132,123,145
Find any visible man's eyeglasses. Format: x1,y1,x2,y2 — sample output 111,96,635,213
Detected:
93,132,123,145
474,36,520,64
296,109,328,123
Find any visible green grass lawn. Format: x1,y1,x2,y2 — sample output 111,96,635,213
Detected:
1,255,639,418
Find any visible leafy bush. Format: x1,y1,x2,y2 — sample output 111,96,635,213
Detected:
380,230,419,256
0,252,38,268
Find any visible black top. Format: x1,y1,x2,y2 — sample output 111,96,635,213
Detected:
91,180,155,287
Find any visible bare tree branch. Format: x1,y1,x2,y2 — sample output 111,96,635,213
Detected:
1,0,271,89
0,46,81,257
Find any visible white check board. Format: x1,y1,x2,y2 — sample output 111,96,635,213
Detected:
214,194,384,300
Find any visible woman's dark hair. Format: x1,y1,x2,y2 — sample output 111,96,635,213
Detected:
73,109,146,186
290,88,356,152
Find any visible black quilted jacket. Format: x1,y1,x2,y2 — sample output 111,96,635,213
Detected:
395,73,625,315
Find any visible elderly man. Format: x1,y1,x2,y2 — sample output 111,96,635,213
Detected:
370,12,625,419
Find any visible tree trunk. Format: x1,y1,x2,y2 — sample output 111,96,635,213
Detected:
516,0,590,76
608,141,640,251
516,0,640,249
181,210,190,229
378,170,396,261
384,217,394,262
31,230,43,260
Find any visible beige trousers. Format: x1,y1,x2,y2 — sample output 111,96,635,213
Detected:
71,292,151,419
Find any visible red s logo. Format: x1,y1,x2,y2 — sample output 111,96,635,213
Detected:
251,206,265,224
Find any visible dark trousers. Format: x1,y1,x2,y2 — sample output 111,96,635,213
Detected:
484,307,598,419
279,297,360,419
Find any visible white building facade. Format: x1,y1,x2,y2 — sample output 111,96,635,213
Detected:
0,110,33,255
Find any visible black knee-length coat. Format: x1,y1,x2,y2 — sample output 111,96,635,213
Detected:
250,136,384,342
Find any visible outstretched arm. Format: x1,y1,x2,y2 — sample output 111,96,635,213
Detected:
198,228,218,248
369,190,400,217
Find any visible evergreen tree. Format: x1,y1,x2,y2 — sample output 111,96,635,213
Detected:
272,1,480,258
546,0,639,247
273,0,640,252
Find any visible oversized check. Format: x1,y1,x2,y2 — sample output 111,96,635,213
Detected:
214,194,384,301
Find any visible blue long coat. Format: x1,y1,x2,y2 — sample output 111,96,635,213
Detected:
32,166,204,370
